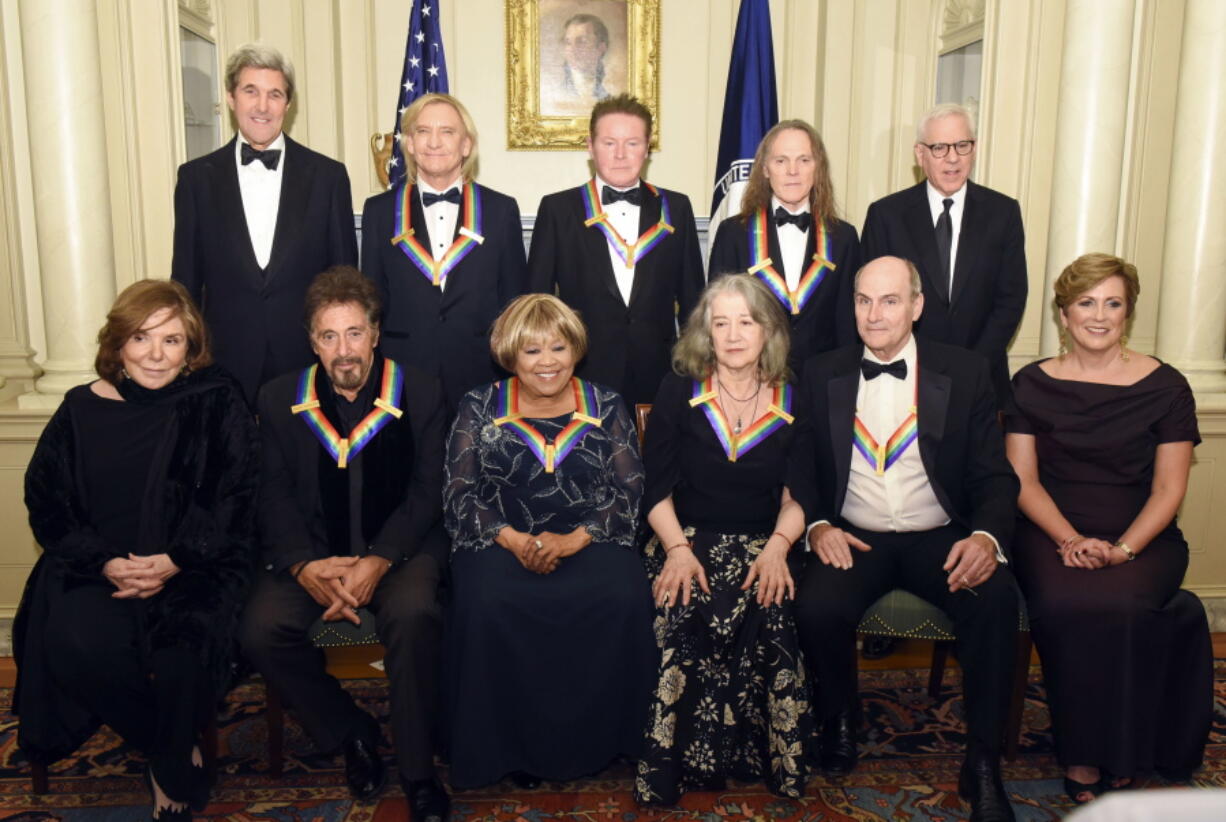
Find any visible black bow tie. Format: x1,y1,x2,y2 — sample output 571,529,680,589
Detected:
240,142,281,170
421,187,462,207
602,185,642,206
774,207,811,231
861,358,907,381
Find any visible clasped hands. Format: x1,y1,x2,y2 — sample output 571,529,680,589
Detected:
103,553,180,599
1058,536,1125,570
498,527,590,574
809,523,999,593
292,554,390,625
652,542,794,609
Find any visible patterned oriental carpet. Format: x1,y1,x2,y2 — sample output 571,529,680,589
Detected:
0,666,1223,821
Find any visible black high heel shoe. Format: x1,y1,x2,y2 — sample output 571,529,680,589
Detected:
1064,774,1104,805
187,760,213,812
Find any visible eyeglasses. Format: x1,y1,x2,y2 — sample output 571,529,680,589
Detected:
920,139,975,158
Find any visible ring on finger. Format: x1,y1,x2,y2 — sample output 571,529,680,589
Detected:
534,539,543,550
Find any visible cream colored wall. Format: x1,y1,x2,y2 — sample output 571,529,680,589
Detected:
0,0,1224,618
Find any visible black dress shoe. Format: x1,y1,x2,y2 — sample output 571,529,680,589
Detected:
403,775,450,822
342,719,386,800
861,635,899,660
957,749,1015,822
818,711,857,776
509,770,542,789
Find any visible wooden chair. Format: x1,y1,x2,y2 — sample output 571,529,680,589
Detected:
264,609,386,776
633,402,1032,760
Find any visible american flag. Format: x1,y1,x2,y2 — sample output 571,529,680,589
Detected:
387,0,450,188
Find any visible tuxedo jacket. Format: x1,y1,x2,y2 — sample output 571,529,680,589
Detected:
789,338,1018,548
172,136,357,405
527,183,705,408
255,357,446,575
361,183,527,411
861,181,1026,404
708,214,861,374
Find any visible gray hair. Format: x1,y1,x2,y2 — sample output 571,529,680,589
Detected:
225,43,296,103
672,274,791,384
915,102,976,143
855,257,923,299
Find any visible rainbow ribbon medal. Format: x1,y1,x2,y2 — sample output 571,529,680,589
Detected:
689,377,794,462
291,358,404,469
493,377,602,473
390,182,484,286
580,179,674,267
746,208,836,315
852,362,919,475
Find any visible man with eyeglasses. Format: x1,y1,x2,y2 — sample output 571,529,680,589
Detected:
861,102,1026,410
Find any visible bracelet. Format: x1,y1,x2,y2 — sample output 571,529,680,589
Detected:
290,562,305,579
665,541,692,553
771,531,794,546
1114,541,1136,561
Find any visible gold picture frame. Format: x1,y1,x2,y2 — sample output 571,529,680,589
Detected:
506,0,660,150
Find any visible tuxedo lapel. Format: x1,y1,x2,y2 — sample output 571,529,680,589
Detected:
901,184,947,305
581,187,626,306
827,358,859,513
916,348,952,507
626,187,662,310
265,137,310,282
213,139,263,279
950,182,986,307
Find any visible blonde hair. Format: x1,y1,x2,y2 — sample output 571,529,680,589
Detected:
1054,253,1140,317
489,294,589,372
737,120,840,229
672,274,791,383
399,93,480,184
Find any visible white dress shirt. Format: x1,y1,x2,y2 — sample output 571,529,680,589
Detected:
595,173,640,306
235,132,286,269
771,195,810,291
926,181,967,296
418,175,463,291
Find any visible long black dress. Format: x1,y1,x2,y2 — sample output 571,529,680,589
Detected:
443,378,656,788
635,373,811,804
1005,361,1212,777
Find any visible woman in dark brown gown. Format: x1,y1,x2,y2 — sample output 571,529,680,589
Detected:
1004,253,1212,805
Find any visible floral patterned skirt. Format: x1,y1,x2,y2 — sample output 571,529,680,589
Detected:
634,528,812,804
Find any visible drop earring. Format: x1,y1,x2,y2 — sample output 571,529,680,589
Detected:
1120,334,1130,362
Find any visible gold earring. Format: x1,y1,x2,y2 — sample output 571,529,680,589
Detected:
1058,332,1067,357
1120,334,1130,362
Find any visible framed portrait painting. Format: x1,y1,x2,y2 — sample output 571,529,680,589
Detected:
506,0,660,150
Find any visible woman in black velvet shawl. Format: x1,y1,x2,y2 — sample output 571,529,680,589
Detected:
13,279,258,821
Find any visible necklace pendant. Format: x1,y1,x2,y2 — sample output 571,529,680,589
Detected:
734,417,743,435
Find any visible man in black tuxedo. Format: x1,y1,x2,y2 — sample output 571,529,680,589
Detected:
362,93,526,411
861,103,1026,408
528,94,704,408
173,44,357,405
239,268,449,819
790,256,1020,822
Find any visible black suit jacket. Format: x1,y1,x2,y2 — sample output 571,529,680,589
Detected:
861,181,1026,404
708,214,861,373
789,338,1018,548
361,183,527,410
255,358,446,574
172,136,358,404
527,183,705,408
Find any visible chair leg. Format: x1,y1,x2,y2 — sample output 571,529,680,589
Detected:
928,640,952,698
266,682,284,777
1003,631,1033,761
30,760,49,795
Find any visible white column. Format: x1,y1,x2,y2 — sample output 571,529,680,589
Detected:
1039,0,1136,354
1155,0,1226,393
17,0,116,406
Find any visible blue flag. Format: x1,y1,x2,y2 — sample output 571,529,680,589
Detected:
387,0,450,188
709,0,778,242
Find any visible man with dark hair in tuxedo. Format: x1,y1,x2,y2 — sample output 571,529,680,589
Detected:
790,255,1020,822
173,43,357,406
240,267,449,820
528,94,704,408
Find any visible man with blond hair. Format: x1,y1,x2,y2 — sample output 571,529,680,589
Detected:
173,43,357,405
361,92,526,410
